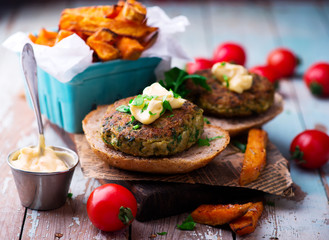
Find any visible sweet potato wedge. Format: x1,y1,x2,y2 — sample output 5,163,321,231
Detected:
34,28,58,47
191,202,253,226
58,14,84,33
116,0,146,23
54,30,74,44
99,17,158,39
239,128,268,186
28,33,37,43
117,37,144,60
86,38,120,61
229,202,264,236
88,28,117,43
61,5,121,19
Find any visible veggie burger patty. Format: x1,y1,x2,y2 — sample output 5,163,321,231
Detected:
101,97,204,157
186,70,275,117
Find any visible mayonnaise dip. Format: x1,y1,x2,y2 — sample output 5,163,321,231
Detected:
212,62,253,94
10,135,69,172
129,82,185,124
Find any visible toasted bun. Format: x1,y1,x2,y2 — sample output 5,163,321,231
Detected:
82,105,230,174
205,93,283,137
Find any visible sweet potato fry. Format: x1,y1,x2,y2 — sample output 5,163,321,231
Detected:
28,33,37,43
61,5,121,19
88,28,117,44
116,0,146,23
34,28,58,47
239,129,268,186
117,37,144,60
86,38,120,61
58,14,84,33
54,30,74,44
229,202,264,236
191,202,253,226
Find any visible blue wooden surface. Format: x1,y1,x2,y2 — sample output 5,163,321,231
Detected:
0,0,328,239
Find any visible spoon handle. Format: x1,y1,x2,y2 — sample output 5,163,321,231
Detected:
21,43,44,135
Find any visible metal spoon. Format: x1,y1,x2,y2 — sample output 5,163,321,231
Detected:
21,43,45,154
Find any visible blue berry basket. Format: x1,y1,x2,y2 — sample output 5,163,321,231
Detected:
29,57,161,133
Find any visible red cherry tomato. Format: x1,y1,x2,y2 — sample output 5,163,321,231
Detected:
249,65,278,84
87,184,137,232
304,62,329,97
186,58,214,74
290,130,329,169
213,42,246,66
267,48,298,78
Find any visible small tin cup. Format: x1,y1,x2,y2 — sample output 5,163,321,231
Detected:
7,146,79,211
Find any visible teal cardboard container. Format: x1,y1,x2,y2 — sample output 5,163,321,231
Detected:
33,57,161,133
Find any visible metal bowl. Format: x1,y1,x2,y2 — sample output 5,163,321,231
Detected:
7,146,79,211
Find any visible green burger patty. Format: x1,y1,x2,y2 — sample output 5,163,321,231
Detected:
185,70,275,117
100,97,204,157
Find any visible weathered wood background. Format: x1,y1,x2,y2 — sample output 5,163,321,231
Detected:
0,0,328,239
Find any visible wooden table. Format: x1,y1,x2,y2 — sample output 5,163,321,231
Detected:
1,0,328,239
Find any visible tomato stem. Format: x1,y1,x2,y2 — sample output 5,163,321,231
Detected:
310,81,323,96
291,145,307,164
118,206,134,225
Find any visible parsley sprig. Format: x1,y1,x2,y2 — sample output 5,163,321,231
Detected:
197,136,223,146
223,74,229,88
177,215,196,230
159,67,210,98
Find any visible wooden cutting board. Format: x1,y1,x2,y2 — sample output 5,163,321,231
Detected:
98,179,264,222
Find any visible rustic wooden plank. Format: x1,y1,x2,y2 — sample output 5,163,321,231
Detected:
0,98,31,240
205,0,278,68
132,213,233,240
0,7,33,240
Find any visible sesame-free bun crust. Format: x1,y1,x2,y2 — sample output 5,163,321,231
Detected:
205,93,283,137
82,105,230,174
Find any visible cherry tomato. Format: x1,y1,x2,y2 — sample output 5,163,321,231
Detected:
290,130,329,169
267,48,298,78
87,184,137,232
304,62,329,97
249,65,278,84
186,58,214,74
213,42,246,66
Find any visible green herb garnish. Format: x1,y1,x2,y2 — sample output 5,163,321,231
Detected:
204,117,210,124
130,95,144,106
133,124,141,130
177,215,196,230
141,102,149,113
149,111,156,116
223,74,229,88
116,105,130,113
160,100,172,116
233,140,246,153
197,136,223,146
67,193,73,199
159,67,210,98
157,232,167,235
167,114,174,118
143,94,154,101
131,115,135,122
221,62,226,66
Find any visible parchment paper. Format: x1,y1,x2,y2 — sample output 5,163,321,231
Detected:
75,134,294,197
